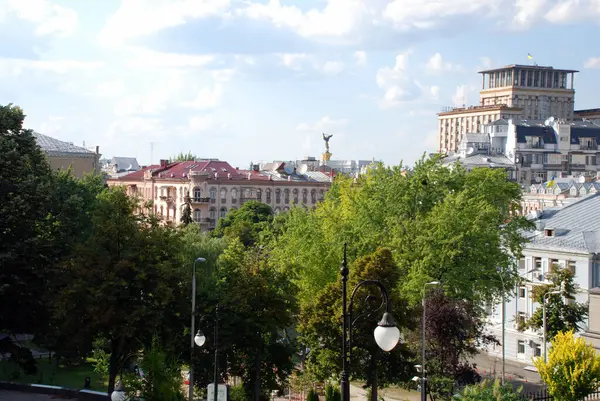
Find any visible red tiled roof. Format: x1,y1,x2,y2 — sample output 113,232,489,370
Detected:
113,160,246,181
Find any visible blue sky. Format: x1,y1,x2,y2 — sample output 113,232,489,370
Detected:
1,0,600,168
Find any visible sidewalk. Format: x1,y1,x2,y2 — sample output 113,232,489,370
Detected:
471,352,544,393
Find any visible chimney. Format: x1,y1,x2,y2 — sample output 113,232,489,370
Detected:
253,164,260,172
95,145,99,154
160,159,168,167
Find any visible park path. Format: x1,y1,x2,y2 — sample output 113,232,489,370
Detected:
0,390,69,400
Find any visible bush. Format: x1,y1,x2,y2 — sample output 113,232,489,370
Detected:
457,379,526,401
230,384,248,401
306,388,319,401
325,384,341,401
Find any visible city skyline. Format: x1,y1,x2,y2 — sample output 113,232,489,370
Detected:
2,0,600,168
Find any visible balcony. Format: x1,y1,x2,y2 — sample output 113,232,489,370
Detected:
523,143,545,150
195,217,215,225
191,197,211,204
579,142,598,151
159,194,174,202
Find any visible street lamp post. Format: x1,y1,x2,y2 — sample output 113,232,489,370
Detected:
340,244,401,401
542,290,561,363
421,281,440,401
190,257,207,401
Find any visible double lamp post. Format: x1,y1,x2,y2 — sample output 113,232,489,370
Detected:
189,257,220,401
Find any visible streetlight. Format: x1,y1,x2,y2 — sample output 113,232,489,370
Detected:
542,290,561,363
190,257,206,401
421,281,441,401
340,244,401,401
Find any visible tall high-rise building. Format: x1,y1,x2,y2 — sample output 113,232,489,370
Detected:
438,64,578,153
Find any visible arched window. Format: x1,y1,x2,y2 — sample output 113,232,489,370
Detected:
275,189,281,204
266,188,271,203
302,189,307,204
311,189,317,204
193,187,202,201
220,188,227,202
256,189,262,201
210,187,217,203
209,207,217,220
231,188,238,203
292,189,299,204
220,207,227,218
194,209,201,222
284,189,290,204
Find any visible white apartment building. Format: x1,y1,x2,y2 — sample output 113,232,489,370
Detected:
486,194,600,361
107,159,332,230
438,64,578,153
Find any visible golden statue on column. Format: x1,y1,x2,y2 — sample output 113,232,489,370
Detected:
322,133,333,162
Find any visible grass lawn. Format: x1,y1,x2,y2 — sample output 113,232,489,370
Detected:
0,358,108,392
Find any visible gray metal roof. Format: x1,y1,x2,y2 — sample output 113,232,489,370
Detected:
33,132,95,157
443,153,515,168
527,193,600,253
111,157,140,172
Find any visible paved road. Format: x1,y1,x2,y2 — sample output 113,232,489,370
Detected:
0,390,71,400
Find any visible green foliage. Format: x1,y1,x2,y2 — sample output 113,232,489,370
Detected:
170,151,197,162
526,266,588,340
325,384,341,401
269,157,530,308
50,186,186,392
126,336,185,401
212,200,274,247
299,248,414,389
0,103,54,334
428,376,455,401
306,388,319,401
457,379,526,401
230,384,248,401
91,338,110,380
533,330,600,401
181,196,193,225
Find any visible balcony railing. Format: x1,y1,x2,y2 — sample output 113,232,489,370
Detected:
579,143,598,150
523,143,545,149
191,197,211,204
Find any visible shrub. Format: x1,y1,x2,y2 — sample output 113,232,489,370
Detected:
458,379,526,401
306,388,319,401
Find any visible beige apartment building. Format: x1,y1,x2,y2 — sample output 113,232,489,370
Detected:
34,132,101,177
438,64,578,152
108,159,332,229
575,108,600,125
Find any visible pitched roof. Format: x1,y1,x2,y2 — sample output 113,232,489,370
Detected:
515,124,557,144
527,193,600,253
111,157,140,171
33,132,96,157
443,153,515,168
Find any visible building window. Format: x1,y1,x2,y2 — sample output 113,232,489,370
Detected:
284,189,290,204
519,287,526,299
302,189,308,204
194,209,201,222
220,188,227,202
210,187,217,203
292,189,299,204
209,207,216,220
256,189,262,201
311,189,317,204
219,207,227,218
266,189,271,203
193,187,202,201
518,340,526,355
275,189,281,204
231,188,238,203
533,342,541,357
567,260,576,275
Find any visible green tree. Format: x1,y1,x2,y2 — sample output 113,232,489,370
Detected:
268,157,530,309
299,248,415,401
526,265,588,339
51,187,185,393
0,103,54,335
171,151,197,162
196,239,297,401
458,379,526,401
533,331,600,401
212,201,274,247
181,196,193,226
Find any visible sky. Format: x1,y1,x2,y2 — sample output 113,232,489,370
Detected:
2,0,600,168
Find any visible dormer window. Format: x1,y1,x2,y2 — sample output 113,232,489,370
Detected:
545,229,554,237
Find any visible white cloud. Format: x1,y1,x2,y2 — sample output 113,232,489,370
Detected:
584,57,600,69
320,61,345,75
430,86,440,99
278,53,311,70
354,51,367,66
425,53,459,73
124,48,215,68
480,56,493,69
2,0,78,37
240,0,366,38
375,50,422,108
188,115,215,131
97,0,231,46
296,115,348,133
182,84,224,110
0,58,102,77
452,85,468,107
513,0,548,26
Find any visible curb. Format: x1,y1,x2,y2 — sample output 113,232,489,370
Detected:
0,381,109,400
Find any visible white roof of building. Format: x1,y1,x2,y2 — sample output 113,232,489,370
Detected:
443,153,515,169
33,132,95,157
526,193,600,253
